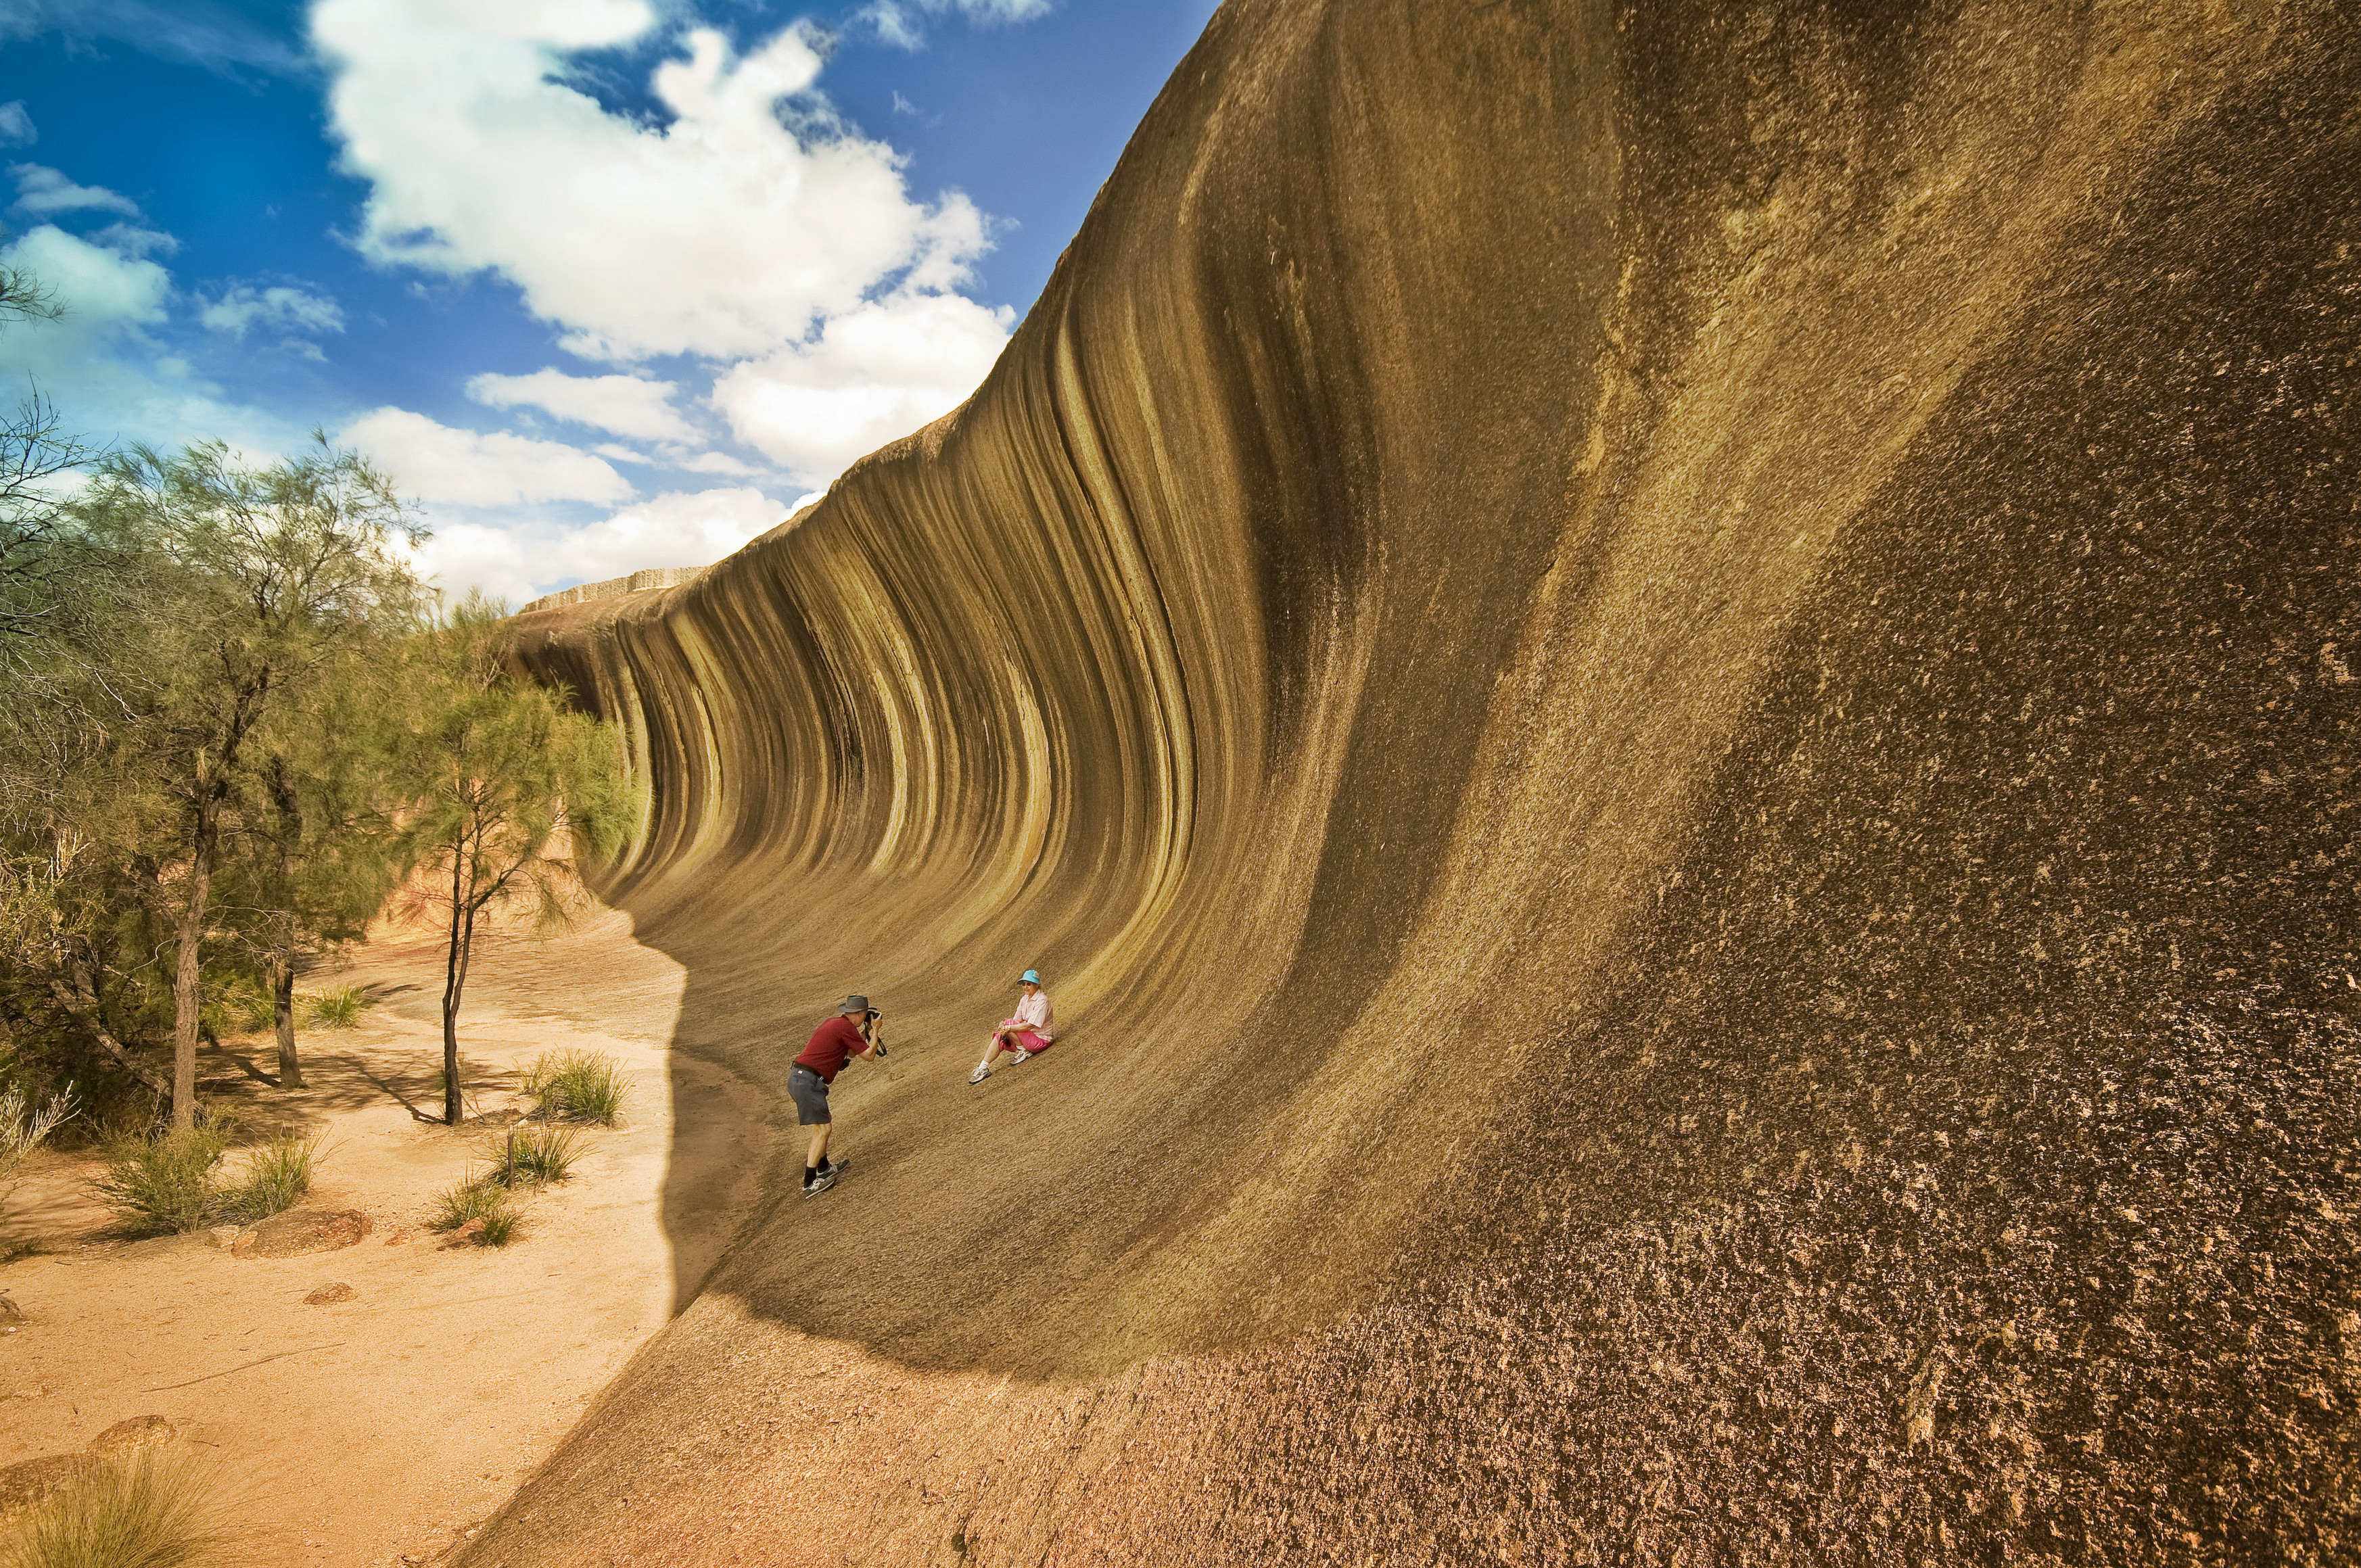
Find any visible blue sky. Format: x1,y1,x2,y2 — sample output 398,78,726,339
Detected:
0,0,1218,600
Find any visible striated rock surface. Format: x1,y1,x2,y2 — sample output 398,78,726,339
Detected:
488,0,2360,1562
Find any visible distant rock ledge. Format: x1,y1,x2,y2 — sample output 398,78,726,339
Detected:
520,567,701,615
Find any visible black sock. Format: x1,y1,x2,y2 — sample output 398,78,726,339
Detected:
803,1164,818,1185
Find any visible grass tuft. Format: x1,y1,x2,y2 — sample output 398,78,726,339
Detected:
482,1124,580,1189
300,987,367,1029
91,1124,229,1236
521,1050,624,1126
0,1446,223,1568
216,1135,318,1225
429,1172,515,1245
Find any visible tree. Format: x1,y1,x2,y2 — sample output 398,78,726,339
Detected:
35,441,425,1127
402,597,636,1124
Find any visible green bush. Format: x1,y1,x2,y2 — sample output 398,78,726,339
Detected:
429,1172,515,1243
216,1134,317,1224
521,1049,625,1125
482,1124,580,1188
0,1448,222,1568
91,1124,229,1236
301,986,368,1029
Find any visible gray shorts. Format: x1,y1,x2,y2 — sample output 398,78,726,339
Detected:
788,1066,831,1125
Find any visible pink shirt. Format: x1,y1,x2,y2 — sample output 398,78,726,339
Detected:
1008,989,1054,1041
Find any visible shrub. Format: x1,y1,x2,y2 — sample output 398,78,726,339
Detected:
208,979,274,1035
521,1050,624,1125
91,1124,229,1236
216,1135,318,1224
0,1447,223,1568
429,1172,514,1243
1,1083,76,1187
482,1124,580,1189
301,987,367,1029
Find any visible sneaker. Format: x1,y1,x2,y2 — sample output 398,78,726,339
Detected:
968,1063,991,1085
802,1166,839,1198
1008,1048,1032,1066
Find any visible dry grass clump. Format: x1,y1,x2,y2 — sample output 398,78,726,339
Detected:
482,1124,580,1189
91,1127,319,1235
215,1136,317,1225
429,1173,517,1246
299,987,367,1029
521,1050,624,1125
0,1447,225,1568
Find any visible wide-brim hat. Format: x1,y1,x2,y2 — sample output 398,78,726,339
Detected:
837,994,872,1014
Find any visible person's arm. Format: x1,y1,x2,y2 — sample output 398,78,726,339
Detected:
855,1016,883,1058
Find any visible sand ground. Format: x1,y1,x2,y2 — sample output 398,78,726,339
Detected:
0,909,778,1566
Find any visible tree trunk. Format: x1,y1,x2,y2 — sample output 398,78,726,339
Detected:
170,805,216,1132
441,847,470,1125
273,955,302,1088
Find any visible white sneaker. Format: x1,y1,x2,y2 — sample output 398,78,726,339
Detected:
968,1063,990,1085
1008,1048,1031,1066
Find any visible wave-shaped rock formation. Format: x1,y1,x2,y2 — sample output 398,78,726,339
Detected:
488,0,2359,1561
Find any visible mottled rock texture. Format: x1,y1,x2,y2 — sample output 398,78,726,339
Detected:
488,0,2359,1562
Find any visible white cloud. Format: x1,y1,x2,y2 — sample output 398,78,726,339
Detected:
405,485,786,604
87,222,177,258
710,289,1009,483
197,282,345,339
0,224,168,327
9,163,141,218
0,1,307,76
670,450,759,477
0,102,33,148
858,0,1052,49
593,442,651,465
342,407,634,507
466,367,696,443
312,2,994,361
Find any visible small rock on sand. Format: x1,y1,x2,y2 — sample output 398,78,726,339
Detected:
0,1452,98,1519
88,1415,177,1456
232,1208,373,1259
305,1283,357,1306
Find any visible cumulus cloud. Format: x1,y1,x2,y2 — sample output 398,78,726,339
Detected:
197,282,345,339
0,224,169,327
342,407,634,508
0,102,33,147
9,163,141,218
710,289,1010,483
467,368,697,444
406,485,787,605
312,1,993,361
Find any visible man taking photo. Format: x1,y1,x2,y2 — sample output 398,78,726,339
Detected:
791,994,884,1197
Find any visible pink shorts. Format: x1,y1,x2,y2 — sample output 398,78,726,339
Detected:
998,1024,1051,1055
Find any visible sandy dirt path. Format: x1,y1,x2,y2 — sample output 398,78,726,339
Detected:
0,910,779,1566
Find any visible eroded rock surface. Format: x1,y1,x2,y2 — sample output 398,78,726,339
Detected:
488,0,2361,1562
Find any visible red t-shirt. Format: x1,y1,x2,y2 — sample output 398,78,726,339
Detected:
795,1015,868,1083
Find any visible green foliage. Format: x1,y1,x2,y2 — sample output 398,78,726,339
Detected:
0,1446,223,1568
522,1049,626,1126
0,434,432,1124
429,1172,514,1239
482,1122,582,1187
91,1124,229,1236
403,596,642,1124
301,987,367,1029
475,1206,517,1248
216,1134,317,1224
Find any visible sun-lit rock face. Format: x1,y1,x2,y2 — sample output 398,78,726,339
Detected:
490,0,2360,1561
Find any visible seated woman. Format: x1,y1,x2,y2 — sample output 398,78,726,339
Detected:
968,969,1055,1085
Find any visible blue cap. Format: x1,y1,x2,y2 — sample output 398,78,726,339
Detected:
1021,969,1041,984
